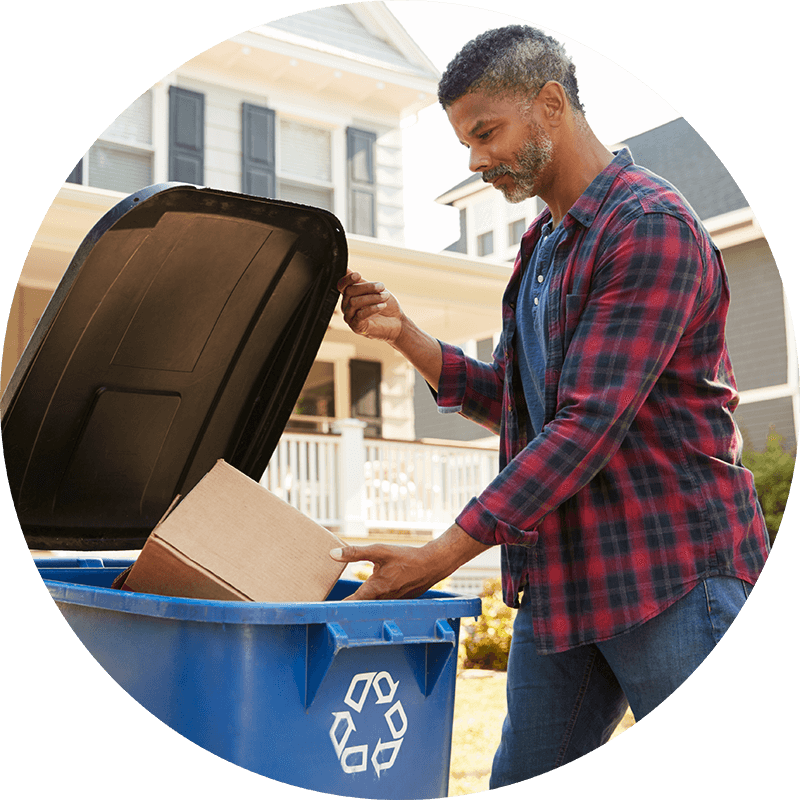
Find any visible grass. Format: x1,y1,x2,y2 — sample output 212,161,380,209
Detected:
448,669,636,796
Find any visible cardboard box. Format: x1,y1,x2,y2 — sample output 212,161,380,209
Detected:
115,459,346,602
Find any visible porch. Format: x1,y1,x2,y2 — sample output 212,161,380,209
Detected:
260,420,501,594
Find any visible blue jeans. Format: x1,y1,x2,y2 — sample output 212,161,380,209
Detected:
489,576,752,788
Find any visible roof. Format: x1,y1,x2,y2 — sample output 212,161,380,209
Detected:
620,117,748,219
436,172,482,205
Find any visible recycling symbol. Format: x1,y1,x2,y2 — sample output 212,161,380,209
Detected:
329,671,407,776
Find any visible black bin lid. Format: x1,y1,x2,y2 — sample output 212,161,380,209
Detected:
2,183,347,550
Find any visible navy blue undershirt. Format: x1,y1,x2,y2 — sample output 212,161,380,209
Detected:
516,220,565,439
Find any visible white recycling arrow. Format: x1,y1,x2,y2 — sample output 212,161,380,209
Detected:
344,672,377,713
329,711,356,758
371,738,404,776
341,744,369,774
372,671,400,705
384,700,408,739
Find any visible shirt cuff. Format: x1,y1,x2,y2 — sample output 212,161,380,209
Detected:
435,341,468,413
456,496,539,547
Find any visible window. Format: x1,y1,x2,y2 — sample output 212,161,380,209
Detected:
347,128,377,236
241,106,342,215
509,218,527,246
246,119,378,234
350,359,382,437
477,230,494,257
67,90,154,193
279,118,334,211
287,361,336,433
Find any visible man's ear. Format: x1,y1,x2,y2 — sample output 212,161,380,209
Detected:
538,81,567,126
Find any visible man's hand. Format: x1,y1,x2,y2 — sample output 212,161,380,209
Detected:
337,270,405,343
330,524,491,601
336,269,444,390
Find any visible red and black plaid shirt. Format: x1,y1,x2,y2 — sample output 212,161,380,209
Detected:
437,149,770,654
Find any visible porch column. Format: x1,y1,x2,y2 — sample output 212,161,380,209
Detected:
334,418,368,538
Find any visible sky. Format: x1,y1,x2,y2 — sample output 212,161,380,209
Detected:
386,1,680,251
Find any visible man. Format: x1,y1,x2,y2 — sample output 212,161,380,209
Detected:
331,25,769,784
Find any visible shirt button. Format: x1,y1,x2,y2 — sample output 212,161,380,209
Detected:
537,275,544,283
533,297,539,306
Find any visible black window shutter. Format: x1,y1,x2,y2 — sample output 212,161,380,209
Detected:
242,103,276,198
168,86,204,184
347,127,377,237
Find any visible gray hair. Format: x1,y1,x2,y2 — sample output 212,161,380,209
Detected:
438,25,585,115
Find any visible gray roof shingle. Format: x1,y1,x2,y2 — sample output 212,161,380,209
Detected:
621,117,748,219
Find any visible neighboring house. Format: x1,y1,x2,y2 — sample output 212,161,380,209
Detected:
413,171,544,444
620,119,797,454
434,116,798,455
439,176,543,263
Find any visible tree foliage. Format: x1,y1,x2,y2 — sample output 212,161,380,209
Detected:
741,425,796,546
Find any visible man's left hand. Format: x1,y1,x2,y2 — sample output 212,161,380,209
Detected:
330,523,491,601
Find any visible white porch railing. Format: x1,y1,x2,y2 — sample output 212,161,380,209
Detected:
260,419,499,538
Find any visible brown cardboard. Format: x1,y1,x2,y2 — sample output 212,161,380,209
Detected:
120,459,346,602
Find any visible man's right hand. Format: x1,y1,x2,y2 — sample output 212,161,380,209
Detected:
337,269,444,391
337,270,405,343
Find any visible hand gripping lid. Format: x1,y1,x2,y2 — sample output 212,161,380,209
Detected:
1,183,347,550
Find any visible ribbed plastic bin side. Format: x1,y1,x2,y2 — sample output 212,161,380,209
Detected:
37,559,482,800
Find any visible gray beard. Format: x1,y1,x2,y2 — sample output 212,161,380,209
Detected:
482,129,553,203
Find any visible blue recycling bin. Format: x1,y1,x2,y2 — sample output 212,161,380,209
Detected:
38,558,482,799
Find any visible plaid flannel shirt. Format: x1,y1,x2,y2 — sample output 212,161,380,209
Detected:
437,149,769,654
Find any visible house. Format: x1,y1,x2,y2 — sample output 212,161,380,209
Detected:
619,119,797,454
435,116,798,455
2,3,506,593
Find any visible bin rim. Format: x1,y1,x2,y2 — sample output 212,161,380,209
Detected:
37,559,482,625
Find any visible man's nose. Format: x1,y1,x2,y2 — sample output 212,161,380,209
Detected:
468,146,489,174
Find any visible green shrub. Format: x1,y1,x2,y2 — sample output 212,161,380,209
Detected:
742,425,796,546
458,577,516,671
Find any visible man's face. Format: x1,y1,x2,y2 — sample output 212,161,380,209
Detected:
446,90,554,203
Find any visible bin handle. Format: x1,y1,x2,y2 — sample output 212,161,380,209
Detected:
304,618,457,708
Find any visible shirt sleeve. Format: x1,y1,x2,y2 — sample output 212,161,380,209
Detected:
456,212,709,546
434,339,507,436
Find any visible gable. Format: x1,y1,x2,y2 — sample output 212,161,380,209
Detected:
266,4,437,79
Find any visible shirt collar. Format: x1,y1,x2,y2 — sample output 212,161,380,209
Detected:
565,148,633,229
516,148,634,276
